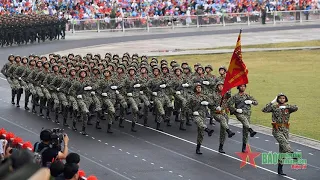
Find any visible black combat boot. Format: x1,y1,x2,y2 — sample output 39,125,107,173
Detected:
25,101,29,111
16,89,22,107
205,128,214,136
54,109,59,124
196,144,202,154
174,111,180,122
96,121,102,129
63,107,69,127
179,122,186,131
143,117,148,126
119,118,125,128
248,128,257,137
167,119,172,127
107,124,113,133
72,122,77,131
277,163,286,176
131,122,137,132
226,129,236,138
219,144,225,153
156,122,163,131
81,126,88,136
186,113,192,126
242,143,247,153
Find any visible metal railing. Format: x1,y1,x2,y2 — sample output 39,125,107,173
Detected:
66,10,320,33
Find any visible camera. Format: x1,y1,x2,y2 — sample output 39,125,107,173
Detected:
50,128,64,149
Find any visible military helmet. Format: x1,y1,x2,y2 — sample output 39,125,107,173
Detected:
103,68,112,75
152,65,161,72
8,54,14,61
51,63,59,71
117,65,125,71
128,66,136,72
237,84,247,89
219,66,227,72
21,57,29,63
59,65,67,73
105,53,112,58
205,65,213,71
181,62,188,67
215,81,224,88
92,66,101,74
170,60,177,66
173,67,182,73
68,67,76,75
277,93,288,103
43,61,51,67
194,82,202,92
196,66,205,72
77,69,88,77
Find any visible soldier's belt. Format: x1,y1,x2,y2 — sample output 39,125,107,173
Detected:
271,122,290,130
214,110,226,114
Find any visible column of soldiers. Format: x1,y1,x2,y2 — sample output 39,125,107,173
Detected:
2,53,263,157
0,14,67,47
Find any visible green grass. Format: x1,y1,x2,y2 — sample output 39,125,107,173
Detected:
161,50,320,141
192,40,320,50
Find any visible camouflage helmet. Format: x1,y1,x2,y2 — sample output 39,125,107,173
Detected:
51,63,59,71
74,63,82,68
43,61,51,68
170,60,177,66
196,66,205,72
140,65,149,72
105,52,112,58
8,54,14,61
102,68,112,75
152,65,161,72
219,66,227,72
68,67,76,75
194,82,202,92
183,65,192,72
91,66,101,74
21,56,29,63
205,65,213,71
77,69,88,77
66,61,74,67
173,67,182,73
59,65,67,73
117,65,125,71
141,55,148,61
128,66,136,72
151,57,158,63
215,81,224,89
277,93,288,103
181,62,188,67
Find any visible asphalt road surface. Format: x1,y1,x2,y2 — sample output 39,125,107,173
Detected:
0,24,319,180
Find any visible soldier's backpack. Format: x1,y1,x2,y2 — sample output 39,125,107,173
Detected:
33,142,49,166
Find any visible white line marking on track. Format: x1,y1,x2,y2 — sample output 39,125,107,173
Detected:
255,137,259,138
309,153,314,155
132,176,136,179
126,152,130,154
265,140,269,142
178,175,183,177
124,172,127,174
296,149,301,151
169,171,173,173
0,116,133,180
125,119,297,180
160,167,163,169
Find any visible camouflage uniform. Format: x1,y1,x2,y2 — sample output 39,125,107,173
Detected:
26,61,43,114
7,56,23,106
227,89,258,152
21,58,35,110
188,83,214,154
68,69,91,135
138,66,151,126
89,67,104,129
262,93,298,175
114,66,128,126
209,81,235,153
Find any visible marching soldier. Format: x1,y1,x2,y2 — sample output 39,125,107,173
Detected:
209,81,235,153
1,55,15,103
227,84,258,152
189,82,214,154
262,93,298,176
138,65,151,126
7,56,23,106
216,66,227,82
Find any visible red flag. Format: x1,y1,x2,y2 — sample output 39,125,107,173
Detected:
221,29,248,97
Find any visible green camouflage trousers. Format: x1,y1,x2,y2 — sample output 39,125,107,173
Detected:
174,94,187,122
235,114,251,144
273,128,293,154
127,97,140,123
68,95,78,111
58,92,68,107
52,92,60,110
11,78,21,90
154,94,173,123
28,83,36,95
194,114,207,144
213,113,229,145
83,94,102,112
102,97,116,125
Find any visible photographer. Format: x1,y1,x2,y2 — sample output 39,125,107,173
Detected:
34,129,69,167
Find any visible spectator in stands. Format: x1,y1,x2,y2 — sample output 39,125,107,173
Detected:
50,160,65,180
66,152,80,165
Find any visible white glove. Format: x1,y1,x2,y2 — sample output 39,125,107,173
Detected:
18,77,22,80
77,95,82,99
176,91,181,95
271,96,277,103
193,111,199,116
127,93,133,97
203,81,210,85
40,85,44,88
236,109,243,113
216,106,222,111
152,92,157,96
84,86,92,91
201,101,209,106
182,83,189,87
245,100,253,105
160,84,166,88
133,84,141,88
101,93,108,97
150,101,154,104
115,90,119,94
111,86,118,90
91,91,95,95
279,106,286,109
139,91,144,95
56,88,60,91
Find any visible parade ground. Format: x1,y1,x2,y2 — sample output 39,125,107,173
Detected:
1,23,320,180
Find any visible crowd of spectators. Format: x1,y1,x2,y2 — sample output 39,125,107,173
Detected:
0,0,319,20
0,128,98,180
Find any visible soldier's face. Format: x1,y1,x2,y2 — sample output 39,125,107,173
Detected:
75,66,80,71
44,64,49,68
84,67,88,71
205,68,211,73
90,63,95,67
49,55,53,59
153,69,159,76
219,69,225,75
80,71,86,78
140,68,146,74
162,68,168,74
104,71,110,77
9,57,14,61
93,69,99,74
278,96,286,104
129,70,135,76
218,84,223,91
197,68,203,74
54,66,59,71
175,69,181,76
183,69,189,74
71,70,76,76
182,64,187,68
239,85,246,92
196,86,201,93
67,64,72,68
117,68,123,73
22,59,28,64
99,65,104,70
108,66,113,71
61,68,67,74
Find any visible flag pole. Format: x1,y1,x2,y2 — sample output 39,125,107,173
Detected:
219,29,243,107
